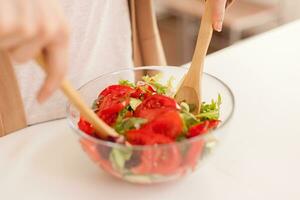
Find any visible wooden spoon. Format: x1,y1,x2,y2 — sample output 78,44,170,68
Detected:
175,0,214,113
36,55,119,139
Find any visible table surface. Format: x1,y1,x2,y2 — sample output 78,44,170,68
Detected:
1,20,300,200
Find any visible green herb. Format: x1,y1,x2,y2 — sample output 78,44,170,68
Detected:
129,98,142,111
180,112,199,133
114,107,129,126
114,117,148,135
142,75,168,95
197,94,222,120
119,79,135,87
143,73,163,82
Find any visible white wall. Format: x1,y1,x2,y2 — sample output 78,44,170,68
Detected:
281,0,300,21
247,0,300,22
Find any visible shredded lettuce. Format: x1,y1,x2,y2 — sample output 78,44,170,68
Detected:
109,148,132,171
115,107,129,125
180,102,190,113
119,79,136,87
129,98,142,111
114,117,148,135
196,94,222,120
180,95,222,133
180,112,199,133
142,74,168,95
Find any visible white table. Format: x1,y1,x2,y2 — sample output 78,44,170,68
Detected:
1,20,300,200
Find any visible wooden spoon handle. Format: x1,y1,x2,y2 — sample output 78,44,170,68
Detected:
35,55,119,138
185,0,213,86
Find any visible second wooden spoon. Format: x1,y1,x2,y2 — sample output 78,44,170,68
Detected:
175,0,213,113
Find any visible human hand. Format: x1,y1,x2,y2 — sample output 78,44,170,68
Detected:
0,0,70,102
211,0,233,32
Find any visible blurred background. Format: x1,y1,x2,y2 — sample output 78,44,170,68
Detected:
154,0,300,66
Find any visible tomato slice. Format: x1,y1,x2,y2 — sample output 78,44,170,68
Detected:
126,129,173,145
80,139,120,178
208,120,220,129
187,121,209,138
97,103,125,125
99,85,134,97
130,88,143,98
97,88,131,126
135,108,173,122
130,84,156,99
184,139,205,170
98,93,130,111
135,94,178,115
131,145,181,175
80,139,101,162
78,117,94,135
143,109,183,139
129,108,183,143
152,145,181,175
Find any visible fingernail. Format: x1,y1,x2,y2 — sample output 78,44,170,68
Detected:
214,21,223,32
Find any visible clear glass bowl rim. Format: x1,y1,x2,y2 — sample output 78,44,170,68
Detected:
66,66,235,150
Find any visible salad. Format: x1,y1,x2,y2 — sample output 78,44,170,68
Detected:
77,74,221,182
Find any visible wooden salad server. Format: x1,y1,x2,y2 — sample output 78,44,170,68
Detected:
36,55,119,139
175,0,214,113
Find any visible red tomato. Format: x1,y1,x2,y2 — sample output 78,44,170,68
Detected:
80,139,121,178
184,139,205,170
78,117,94,135
127,129,173,145
187,121,209,138
143,109,183,139
135,94,178,115
98,93,130,112
135,108,173,122
152,145,182,175
131,145,181,175
97,103,125,125
130,88,143,98
97,88,131,126
131,150,153,174
208,120,220,129
80,139,101,162
129,108,183,143
99,85,134,97
130,85,156,99
125,110,133,118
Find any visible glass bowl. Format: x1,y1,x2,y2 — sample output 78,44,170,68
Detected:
67,66,234,184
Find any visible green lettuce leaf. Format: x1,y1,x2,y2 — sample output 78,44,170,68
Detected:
197,94,222,120
180,112,199,133
142,74,168,95
129,98,142,111
114,117,147,135
109,148,132,171
119,79,135,87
